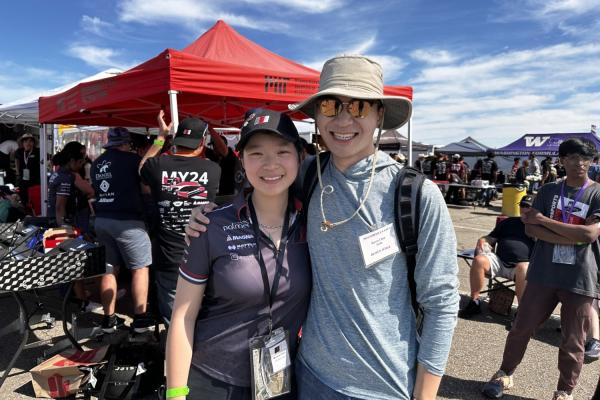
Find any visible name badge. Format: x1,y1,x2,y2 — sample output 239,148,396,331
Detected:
249,327,291,399
22,168,30,181
358,223,400,268
552,244,576,265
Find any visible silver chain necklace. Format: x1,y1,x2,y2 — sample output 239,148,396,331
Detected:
259,223,283,230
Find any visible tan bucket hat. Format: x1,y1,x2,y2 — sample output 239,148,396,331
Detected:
289,55,412,130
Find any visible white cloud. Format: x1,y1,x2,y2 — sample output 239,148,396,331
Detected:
243,0,344,13
348,35,377,55
494,0,600,38
81,15,112,35
410,49,460,65
67,45,131,70
409,42,600,146
0,61,87,104
117,0,289,32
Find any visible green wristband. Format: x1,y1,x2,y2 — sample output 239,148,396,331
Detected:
154,139,165,146
166,386,189,398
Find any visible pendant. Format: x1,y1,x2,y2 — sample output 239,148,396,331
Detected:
320,220,334,232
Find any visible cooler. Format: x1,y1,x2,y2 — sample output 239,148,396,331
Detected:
501,184,526,216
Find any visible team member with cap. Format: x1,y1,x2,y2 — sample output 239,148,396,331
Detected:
165,109,310,400
91,127,154,333
187,56,459,400
139,112,221,324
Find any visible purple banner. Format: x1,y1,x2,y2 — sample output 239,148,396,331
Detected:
494,132,600,156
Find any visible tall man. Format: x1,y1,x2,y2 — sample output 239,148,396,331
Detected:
482,138,600,400
187,55,459,400
140,112,221,324
92,128,154,333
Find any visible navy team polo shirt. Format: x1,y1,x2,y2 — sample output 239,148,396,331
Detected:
179,192,311,387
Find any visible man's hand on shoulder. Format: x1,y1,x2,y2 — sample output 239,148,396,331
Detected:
184,202,217,245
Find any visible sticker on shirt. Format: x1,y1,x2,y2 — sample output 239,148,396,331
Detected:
552,244,576,265
552,197,589,225
358,223,400,268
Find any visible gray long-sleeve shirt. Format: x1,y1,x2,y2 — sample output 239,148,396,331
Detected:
299,151,459,400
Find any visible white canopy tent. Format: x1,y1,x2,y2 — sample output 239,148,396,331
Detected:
0,69,122,126
0,68,122,216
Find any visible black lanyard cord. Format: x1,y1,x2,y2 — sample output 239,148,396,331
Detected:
248,197,291,331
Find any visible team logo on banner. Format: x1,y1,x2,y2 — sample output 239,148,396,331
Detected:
524,136,550,147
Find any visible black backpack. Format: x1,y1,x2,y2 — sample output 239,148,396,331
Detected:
302,152,425,330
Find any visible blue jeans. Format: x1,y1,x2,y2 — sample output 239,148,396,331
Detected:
296,358,360,400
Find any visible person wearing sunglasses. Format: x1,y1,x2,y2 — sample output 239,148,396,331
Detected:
186,56,459,400
288,55,459,400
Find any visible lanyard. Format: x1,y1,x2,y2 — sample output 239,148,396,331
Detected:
23,151,32,168
248,197,290,334
560,179,590,224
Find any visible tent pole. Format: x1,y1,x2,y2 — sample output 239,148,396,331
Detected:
39,124,50,216
168,90,179,132
407,117,413,166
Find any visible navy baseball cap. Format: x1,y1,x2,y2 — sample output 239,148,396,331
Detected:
103,127,131,148
173,117,208,149
236,109,300,152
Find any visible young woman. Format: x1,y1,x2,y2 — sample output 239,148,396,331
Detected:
48,141,94,225
165,109,311,400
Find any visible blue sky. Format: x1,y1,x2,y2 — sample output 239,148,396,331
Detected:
1,0,599,146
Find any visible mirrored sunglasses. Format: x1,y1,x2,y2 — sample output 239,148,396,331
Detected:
317,97,380,119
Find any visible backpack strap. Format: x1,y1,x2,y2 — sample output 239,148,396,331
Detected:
302,151,331,207
394,166,425,331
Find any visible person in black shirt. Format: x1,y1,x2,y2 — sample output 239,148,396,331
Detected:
205,133,243,198
434,153,449,181
474,150,499,183
414,154,425,173
15,133,41,206
140,112,221,324
92,127,154,334
459,217,534,318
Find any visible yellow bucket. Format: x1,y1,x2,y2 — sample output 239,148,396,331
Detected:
502,184,527,216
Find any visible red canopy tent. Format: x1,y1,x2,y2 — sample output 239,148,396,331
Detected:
39,20,412,129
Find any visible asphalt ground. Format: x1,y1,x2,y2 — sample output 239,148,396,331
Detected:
0,199,598,399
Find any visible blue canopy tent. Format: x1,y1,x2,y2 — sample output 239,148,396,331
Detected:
495,132,600,156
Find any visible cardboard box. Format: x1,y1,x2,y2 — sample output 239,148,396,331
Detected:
30,346,108,398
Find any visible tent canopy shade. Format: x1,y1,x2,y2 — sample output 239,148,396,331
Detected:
39,20,412,129
437,136,490,156
494,132,600,156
